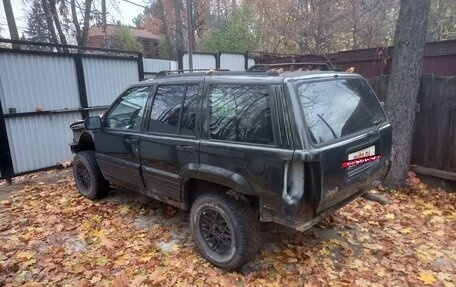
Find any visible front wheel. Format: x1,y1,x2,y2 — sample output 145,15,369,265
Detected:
72,151,108,199
190,192,261,271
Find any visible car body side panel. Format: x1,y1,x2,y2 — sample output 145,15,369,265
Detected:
140,135,199,200
199,78,295,202
139,78,203,201
193,164,256,195
199,144,295,194
93,129,144,188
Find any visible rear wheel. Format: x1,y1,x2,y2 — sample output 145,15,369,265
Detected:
190,192,261,271
73,151,108,199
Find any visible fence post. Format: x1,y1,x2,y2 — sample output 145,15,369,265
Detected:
74,54,89,119
215,53,220,69
137,52,144,80
244,52,249,70
0,99,14,184
178,51,184,71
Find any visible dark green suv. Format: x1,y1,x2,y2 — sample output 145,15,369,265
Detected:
70,67,392,270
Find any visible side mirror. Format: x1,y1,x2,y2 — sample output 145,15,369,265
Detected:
84,116,102,130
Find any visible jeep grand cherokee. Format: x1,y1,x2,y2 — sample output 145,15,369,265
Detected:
70,66,392,270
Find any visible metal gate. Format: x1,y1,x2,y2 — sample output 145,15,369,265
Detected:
0,40,144,182
180,52,255,71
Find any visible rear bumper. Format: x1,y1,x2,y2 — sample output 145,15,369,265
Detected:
269,180,381,232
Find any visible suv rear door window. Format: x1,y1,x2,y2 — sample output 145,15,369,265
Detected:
297,78,386,144
209,85,274,145
148,84,199,136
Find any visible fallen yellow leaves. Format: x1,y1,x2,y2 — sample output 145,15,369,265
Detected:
400,227,413,234
374,267,386,277
68,263,85,274
119,205,131,215
0,169,455,286
385,213,395,220
15,251,36,262
418,271,437,285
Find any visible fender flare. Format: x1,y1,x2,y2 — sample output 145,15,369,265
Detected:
182,164,257,196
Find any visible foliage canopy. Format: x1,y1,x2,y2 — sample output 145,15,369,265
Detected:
25,0,50,45
199,5,258,53
108,27,143,52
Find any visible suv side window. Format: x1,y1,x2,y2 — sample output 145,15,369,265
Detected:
209,85,274,145
180,85,199,136
105,86,151,130
148,84,199,136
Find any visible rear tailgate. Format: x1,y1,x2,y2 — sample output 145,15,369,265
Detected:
316,125,391,212
295,75,392,212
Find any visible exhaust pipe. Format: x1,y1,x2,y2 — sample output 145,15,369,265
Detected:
362,191,389,205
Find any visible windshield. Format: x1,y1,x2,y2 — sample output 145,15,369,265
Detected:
297,78,386,144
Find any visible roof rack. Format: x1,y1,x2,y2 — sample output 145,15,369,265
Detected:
155,69,230,77
154,69,281,78
247,62,334,72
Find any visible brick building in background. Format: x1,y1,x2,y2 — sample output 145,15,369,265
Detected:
88,24,160,58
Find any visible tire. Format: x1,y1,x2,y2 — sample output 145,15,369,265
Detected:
190,192,261,271
72,151,109,199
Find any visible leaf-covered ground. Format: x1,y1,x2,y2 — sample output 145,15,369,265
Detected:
0,169,455,287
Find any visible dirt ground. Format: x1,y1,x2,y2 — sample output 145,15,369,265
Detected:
0,168,455,286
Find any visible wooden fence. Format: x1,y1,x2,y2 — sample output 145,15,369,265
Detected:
256,39,456,79
369,75,456,188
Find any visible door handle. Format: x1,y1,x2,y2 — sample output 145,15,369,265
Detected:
125,138,139,144
176,145,195,153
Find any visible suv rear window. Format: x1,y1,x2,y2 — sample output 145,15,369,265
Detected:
298,78,386,144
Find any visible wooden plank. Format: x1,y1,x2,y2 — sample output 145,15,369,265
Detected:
420,75,434,168
434,76,447,171
442,77,456,171
411,165,456,182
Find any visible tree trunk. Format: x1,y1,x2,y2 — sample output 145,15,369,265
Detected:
41,0,60,50
173,0,184,58
70,0,82,45
383,0,430,188
351,0,359,49
314,0,323,53
157,0,173,59
102,0,107,47
81,0,93,46
188,0,196,53
48,0,68,52
71,0,92,46
186,0,193,69
2,0,20,48
216,0,221,27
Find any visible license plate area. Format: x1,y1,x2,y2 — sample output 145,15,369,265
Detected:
348,146,375,160
343,145,381,170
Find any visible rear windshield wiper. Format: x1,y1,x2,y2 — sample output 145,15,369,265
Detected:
372,118,383,133
317,114,337,139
